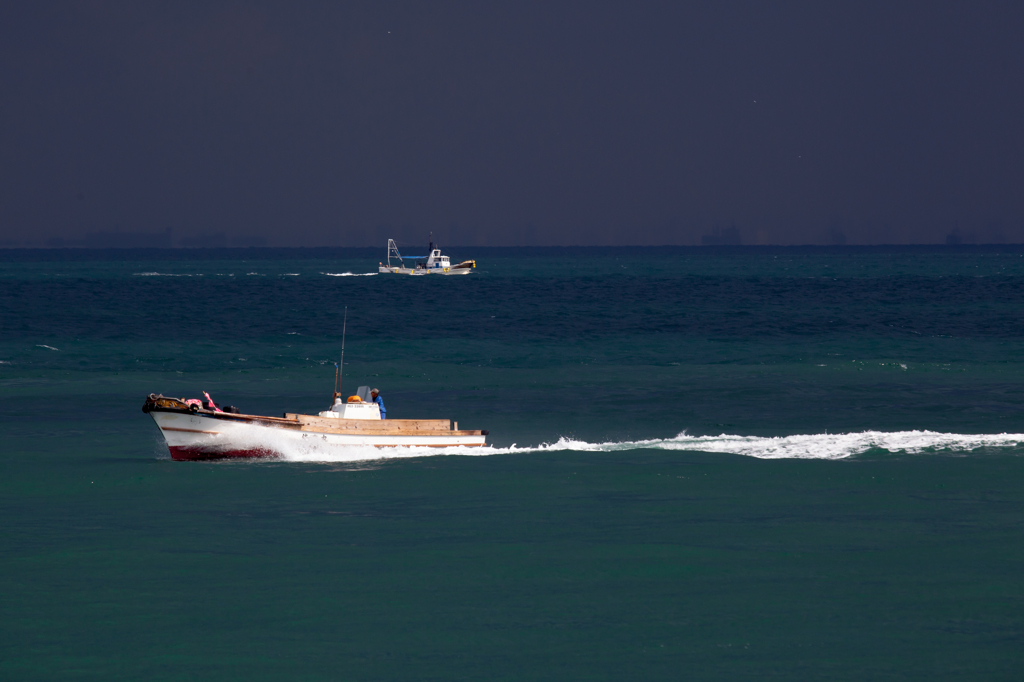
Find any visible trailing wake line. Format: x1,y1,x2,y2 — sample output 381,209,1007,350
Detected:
524,430,1024,460
321,272,378,277
216,430,1024,463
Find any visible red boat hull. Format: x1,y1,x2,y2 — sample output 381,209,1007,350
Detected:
168,446,278,461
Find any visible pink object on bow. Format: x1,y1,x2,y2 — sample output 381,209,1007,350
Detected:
203,391,223,413
184,399,203,409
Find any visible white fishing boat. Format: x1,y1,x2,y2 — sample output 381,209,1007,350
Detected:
143,387,488,461
378,236,475,275
145,311,487,460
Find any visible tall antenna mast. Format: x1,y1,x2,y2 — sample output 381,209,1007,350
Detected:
333,306,347,400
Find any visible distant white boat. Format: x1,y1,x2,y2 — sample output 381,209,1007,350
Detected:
378,236,475,275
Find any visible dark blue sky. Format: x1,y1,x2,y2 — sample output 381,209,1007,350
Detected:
2,1,1023,247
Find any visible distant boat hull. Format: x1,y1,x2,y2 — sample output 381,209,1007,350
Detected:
144,395,488,461
378,262,475,275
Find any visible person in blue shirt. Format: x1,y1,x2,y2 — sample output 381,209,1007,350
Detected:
370,388,386,420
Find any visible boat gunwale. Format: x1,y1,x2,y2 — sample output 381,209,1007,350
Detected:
145,405,488,437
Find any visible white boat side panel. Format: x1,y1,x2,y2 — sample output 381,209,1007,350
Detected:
150,412,485,455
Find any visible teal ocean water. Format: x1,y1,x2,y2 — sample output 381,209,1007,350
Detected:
3,246,1024,679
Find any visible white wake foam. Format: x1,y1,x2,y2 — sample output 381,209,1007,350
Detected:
133,272,195,276
321,272,378,277
236,429,1024,464
517,431,1024,460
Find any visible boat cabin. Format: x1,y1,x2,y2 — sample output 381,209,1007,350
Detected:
321,385,381,420
421,249,451,270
